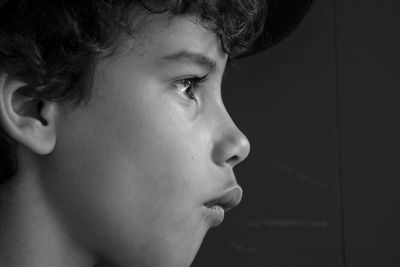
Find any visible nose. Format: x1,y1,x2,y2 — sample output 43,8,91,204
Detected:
211,116,251,168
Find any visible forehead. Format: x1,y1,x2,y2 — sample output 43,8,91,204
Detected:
119,13,228,65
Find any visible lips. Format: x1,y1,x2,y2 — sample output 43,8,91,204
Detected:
203,186,243,227
204,186,243,212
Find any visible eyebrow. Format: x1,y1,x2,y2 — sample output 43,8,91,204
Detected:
159,51,217,72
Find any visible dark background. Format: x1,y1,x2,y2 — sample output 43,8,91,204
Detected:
192,0,400,266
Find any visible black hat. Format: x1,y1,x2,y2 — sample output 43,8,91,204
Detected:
238,0,313,58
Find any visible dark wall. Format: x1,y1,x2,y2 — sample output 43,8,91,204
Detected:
337,1,400,266
192,0,400,266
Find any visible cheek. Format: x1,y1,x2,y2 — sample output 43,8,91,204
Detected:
95,80,210,204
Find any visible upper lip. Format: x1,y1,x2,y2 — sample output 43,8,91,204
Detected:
204,185,243,212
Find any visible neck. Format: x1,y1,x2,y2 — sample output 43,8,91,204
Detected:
0,170,95,267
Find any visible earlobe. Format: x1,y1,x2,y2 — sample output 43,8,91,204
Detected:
0,73,57,155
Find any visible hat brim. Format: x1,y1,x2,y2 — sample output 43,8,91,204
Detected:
237,0,313,59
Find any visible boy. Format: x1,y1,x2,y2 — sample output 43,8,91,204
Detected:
0,0,311,266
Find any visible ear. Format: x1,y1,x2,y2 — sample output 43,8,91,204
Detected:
0,73,57,155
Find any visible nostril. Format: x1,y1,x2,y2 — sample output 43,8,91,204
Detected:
226,155,239,166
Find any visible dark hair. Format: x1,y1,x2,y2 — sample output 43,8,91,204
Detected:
0,0,266,183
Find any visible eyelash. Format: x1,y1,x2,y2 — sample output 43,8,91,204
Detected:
175,75,207,101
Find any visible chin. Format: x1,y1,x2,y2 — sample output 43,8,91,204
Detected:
167,229,208,267
128,232,206,267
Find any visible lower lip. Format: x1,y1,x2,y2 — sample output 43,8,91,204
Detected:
203,205,225,227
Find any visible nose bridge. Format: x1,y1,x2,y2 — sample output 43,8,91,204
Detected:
211,102,250,168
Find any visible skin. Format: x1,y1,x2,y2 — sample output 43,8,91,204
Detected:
0,12,250,267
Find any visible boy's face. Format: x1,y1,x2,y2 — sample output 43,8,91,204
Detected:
41,13,250,267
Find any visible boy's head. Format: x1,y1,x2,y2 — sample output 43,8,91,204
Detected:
0,0,310,266
0,1,262,266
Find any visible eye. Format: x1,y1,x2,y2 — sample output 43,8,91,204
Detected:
175,75,207,101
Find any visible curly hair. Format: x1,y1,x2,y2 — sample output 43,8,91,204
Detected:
0,0,266,183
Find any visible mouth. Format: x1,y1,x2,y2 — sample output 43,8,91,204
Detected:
203,186,243,227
